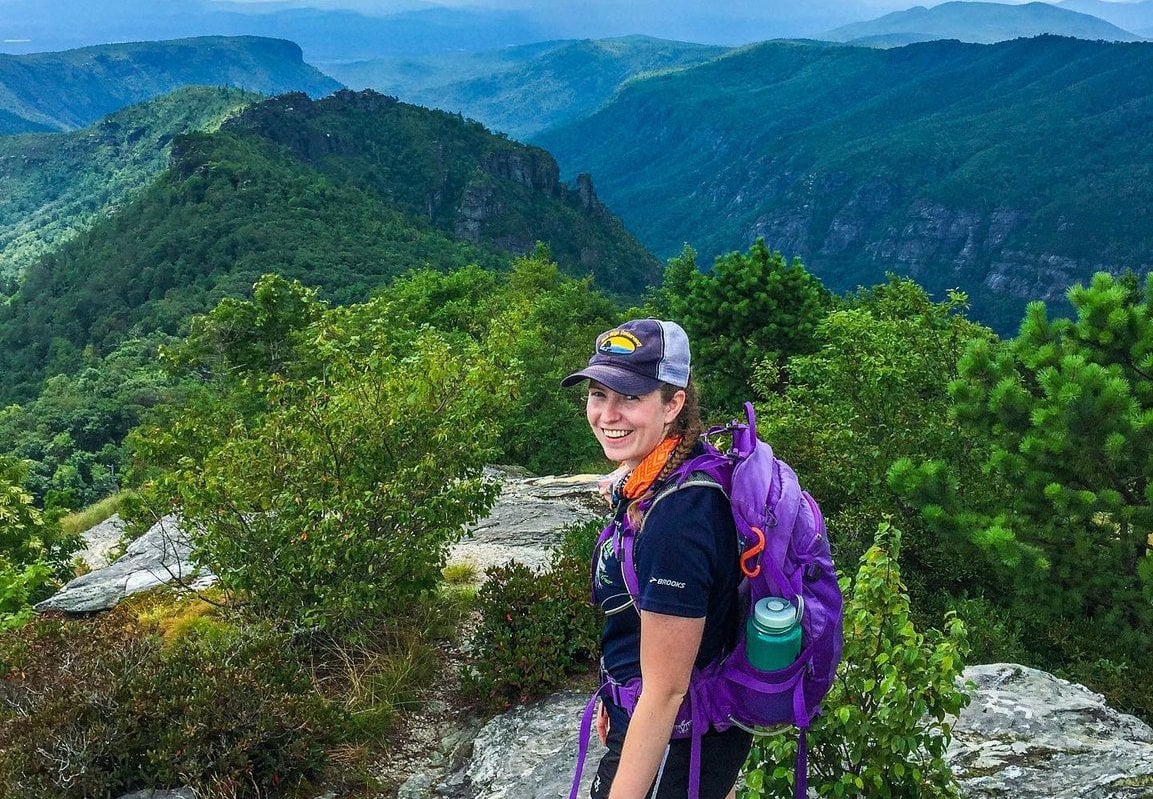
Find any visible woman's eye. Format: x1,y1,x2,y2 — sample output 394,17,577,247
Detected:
625,395,640,402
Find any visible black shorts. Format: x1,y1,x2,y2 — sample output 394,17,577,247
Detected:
591,701,753,799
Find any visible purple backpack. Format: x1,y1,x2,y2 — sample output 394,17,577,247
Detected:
570,403,844,799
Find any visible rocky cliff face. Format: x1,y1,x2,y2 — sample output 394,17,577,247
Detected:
737,170,1105,331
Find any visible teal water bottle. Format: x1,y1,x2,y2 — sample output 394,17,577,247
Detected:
745,596,802,671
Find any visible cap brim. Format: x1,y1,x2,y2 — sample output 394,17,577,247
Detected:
560,364,663,396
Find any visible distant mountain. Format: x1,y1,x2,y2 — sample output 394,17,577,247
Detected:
325,36,730,140
0,0,892,59
0,87,258,281
822,1,1144,45
1056,0,1153,36
0,36,340,134
0,0,550,60
0,89,659,401
537,36,1153,333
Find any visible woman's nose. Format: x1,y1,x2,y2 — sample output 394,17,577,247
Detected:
601,395,623,420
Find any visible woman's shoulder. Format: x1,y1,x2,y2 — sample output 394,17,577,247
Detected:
644,479,733,533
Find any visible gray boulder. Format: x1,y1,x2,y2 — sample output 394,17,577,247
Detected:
36,515,215,613
949,664,1153,798
73,512,127,570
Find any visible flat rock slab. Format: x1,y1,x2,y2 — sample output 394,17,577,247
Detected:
452,473,605,575
36,515,215,614
74,512,127,570
437,690,604,799
948,664,1153,798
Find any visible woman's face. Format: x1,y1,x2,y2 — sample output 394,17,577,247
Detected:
586,381,686,469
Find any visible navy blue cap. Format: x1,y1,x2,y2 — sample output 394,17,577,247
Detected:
561,318,691,395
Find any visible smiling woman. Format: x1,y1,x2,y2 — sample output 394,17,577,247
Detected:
561,319,751,799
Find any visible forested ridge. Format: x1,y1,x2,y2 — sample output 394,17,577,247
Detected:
0,86,260,281
538,35,1153,333
0,89,659,404
0,36,340,134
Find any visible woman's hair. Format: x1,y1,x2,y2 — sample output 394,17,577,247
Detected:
627,378,703,528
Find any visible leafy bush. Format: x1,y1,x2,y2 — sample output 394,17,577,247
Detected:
132,322,505,633
463,519,603,708
0,560,54,631
0,609,338,799
742,522,970,799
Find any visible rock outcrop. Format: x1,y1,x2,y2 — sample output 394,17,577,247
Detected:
39,470,605,613
421,664,1153,799
951,664,1153,798
36,515,215,613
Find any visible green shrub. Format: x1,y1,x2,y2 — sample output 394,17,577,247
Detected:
946,596,1030,666
742,522,970,799
0,560,54,631
462,520,603,708
0,609,338,798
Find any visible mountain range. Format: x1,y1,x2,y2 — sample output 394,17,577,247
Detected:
823,1,1145,46
325,35,729,140
0,86,257,280
537,35,1153,333
0,36,339,134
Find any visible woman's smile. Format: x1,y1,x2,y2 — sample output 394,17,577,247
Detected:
586,381,683,469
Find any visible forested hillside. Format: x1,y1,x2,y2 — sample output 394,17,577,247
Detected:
326,35,729,140
0,89,658,403
538,35,1153,333
0,87,258,280
0,36,340,134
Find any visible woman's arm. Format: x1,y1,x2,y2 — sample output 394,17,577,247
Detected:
608,610,705,799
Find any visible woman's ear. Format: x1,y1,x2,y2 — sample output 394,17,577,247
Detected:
663,389,687,424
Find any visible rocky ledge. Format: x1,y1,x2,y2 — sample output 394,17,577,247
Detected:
422,664,1153,799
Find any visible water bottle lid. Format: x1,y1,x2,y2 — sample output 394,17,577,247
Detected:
753,597,797,631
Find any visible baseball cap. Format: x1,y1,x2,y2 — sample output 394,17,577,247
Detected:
561,318,691,395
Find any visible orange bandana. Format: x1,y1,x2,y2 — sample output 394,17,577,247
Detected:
620,435,683,501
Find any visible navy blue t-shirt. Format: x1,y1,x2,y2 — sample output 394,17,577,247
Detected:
593,482,742,684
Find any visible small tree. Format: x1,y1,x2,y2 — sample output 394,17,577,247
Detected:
657,240,831,418
133,322,507,633
742,522,970,799
890,272,1153,694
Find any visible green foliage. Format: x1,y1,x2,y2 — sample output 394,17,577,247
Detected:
0,86,258,281
742,523,970,799
463,519,603,708
753,278,994,599
0,335,183,509
343,252,620,475
0,561,53,631
0,457,77,571
656,240,831,417
0,609,337,799
133,319,505,632
892,271,1153,716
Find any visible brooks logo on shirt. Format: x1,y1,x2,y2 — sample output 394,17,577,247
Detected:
650,576,686,588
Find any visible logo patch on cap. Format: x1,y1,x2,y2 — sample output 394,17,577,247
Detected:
598,330,642,355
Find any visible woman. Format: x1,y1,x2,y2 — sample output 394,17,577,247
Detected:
562,318,752,799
